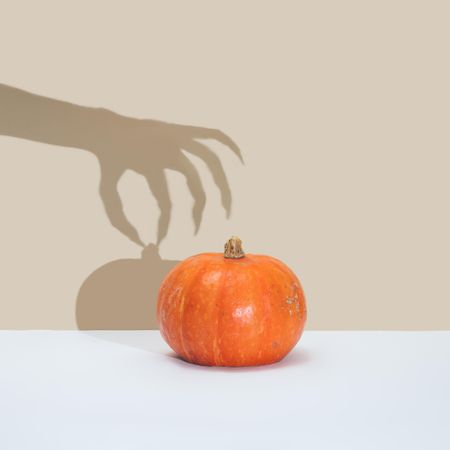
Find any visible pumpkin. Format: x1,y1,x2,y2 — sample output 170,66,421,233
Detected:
157,237,307,366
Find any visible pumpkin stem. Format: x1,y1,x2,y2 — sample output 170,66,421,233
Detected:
224,236,245,259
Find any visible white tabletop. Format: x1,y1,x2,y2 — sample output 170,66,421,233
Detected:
1,331,449,450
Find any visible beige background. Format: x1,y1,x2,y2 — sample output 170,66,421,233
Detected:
0,1,449,329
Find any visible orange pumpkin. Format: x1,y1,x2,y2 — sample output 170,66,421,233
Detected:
157,237,307,366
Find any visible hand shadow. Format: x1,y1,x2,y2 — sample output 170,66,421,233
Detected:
76,244,178,329
0,83,243,246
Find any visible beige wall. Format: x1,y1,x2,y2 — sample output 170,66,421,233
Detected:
1,1,449,329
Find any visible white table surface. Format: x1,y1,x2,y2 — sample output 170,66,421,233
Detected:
1,331,449,450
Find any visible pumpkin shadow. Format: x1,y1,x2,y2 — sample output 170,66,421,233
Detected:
76,244,179,330
165,347,314,373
